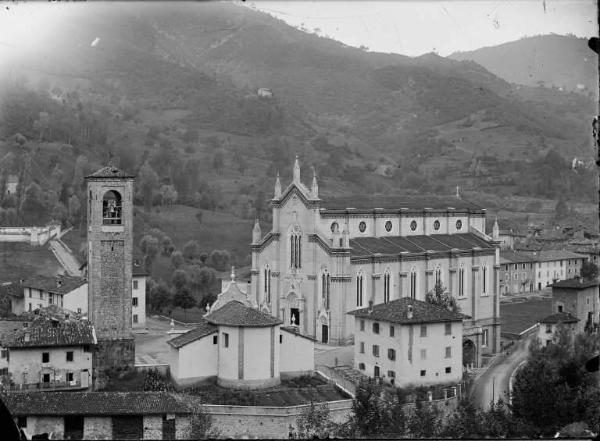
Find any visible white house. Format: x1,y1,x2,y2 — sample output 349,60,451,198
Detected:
2,268,147,328
168,271,314,389
5,174,18,196
537,312,579,347
348,297,464,387
4,313,96,391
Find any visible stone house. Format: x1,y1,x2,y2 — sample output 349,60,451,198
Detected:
4,314,95,391
348,297,465,387
534,250,586,289
551,278,600,334
2,391,192,440
250,159,501,367
537,312,579,347
499,250,536,294
3,275,87,315
168,273,315,388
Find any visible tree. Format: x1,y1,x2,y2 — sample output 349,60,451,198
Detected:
350,378,389,436
161,235,175,257
148,282,171,313
554,197,569,221
140,234,160,272
171,251,184,269
143,368,173,392
295,401,335,439
67,194,81,227
405,399,443,438
208,249,230,272
580,260,598,280
172,287,196,321
183,240,200,261
180,395,218,439
171,269,189,291
425,281,460,313
212,150,225,175
159,184,178,206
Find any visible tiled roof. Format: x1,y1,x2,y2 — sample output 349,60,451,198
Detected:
551,278,599,289
132,262,149,277
500,250,535,264
85,166,134,179
4,315,95,348
1,392,192,416
349,233,494,258
320,194,483,212
21,275,87,295
536,250,587,262
539,312,579,324
205,301,283,327
348,297,465,325
167,319,217,348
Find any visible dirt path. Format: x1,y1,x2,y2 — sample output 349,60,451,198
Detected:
470,336,531,410
48,239,82,276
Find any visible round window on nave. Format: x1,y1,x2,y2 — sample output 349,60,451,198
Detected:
410,220,417,231
359,221,367,233
456,220,462,230
330,222,339,233
433,220,440,230
385,221,392,232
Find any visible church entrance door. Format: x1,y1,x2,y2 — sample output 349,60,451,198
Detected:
321,325,328,343
290,308,300,326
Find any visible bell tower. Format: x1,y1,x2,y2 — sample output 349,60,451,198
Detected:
86,165,135,381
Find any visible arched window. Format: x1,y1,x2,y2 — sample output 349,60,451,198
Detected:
356,271,364,307
290,228,302,269
102,190,122,225
410,267,417,299
383,269,391,303
264,265,271,303
322,270,331,310
482,265,487,294
435,265,442,286
459,264,465,297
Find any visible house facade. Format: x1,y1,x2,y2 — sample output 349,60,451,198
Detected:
132,263,148,329
537,312,579,347
534,251,586,289
3,391,192,440
348,298,464,387
168,273,314,389
551,278,600,334
250,159,501,365
4,314,96,391
499,251,536,295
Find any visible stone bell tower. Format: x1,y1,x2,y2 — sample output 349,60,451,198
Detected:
85,165,135,382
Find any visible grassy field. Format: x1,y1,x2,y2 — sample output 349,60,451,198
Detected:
0,242,63,281
500,297,552,336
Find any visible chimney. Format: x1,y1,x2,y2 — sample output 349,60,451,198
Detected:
368,300,374,313
407,305,413,319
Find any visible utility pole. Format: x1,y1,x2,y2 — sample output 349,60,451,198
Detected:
492,376,495,404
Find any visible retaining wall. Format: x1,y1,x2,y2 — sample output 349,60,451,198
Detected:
0,224,61,246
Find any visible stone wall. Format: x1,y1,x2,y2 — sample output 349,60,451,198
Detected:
0,225,61,246
203,400,353,439
143,415,162,440
26,416,64,439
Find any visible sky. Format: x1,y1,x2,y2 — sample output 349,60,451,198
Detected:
246,0,597,56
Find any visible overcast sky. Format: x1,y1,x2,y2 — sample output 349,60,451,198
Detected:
247,0,597,56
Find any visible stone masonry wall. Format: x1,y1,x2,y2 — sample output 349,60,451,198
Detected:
143,415,163,440
83,417,112,440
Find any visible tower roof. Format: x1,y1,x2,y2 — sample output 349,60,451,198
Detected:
85,165,134,179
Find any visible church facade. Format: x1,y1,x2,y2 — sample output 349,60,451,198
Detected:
250,159,501,365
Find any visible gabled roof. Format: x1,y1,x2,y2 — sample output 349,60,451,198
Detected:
4,315,96,348
167,319,217,348
551,278,599,289
20,275,87,295
205,301,282,327
1,392,192,416
320,194,483,213
85,165,134,179
538,312,579,324
348,297,465,325
349,233,494,259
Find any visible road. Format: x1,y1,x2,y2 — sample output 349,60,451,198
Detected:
470,336,531,410
48,239,82,276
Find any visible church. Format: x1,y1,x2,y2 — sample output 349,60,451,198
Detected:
250,159,501,366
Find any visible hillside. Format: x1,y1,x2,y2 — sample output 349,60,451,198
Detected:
449,35,597,95
0,2,597,288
